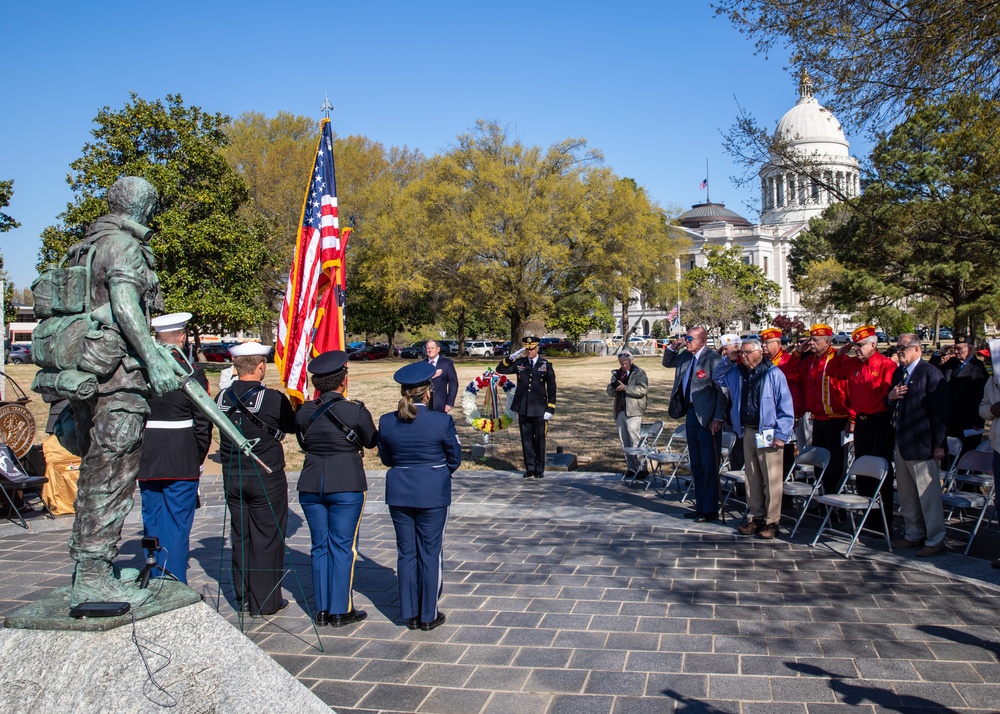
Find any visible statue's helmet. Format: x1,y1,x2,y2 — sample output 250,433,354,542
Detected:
107,177,158,222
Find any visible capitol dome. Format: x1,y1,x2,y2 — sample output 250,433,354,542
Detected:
773,72,850,158
759,71,860,227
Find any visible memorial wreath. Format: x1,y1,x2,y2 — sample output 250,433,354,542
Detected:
462,369,516,433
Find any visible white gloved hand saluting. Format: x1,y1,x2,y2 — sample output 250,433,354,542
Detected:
510,347,527,360
543,412,553,421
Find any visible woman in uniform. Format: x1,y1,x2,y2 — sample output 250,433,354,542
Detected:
296,351,378,627
378,362,462,631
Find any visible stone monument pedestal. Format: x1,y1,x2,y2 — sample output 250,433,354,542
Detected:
0,600,329,713
545,451,578,471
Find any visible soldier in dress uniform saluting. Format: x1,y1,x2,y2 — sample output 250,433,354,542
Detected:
496,335,558,478
137,313,213,585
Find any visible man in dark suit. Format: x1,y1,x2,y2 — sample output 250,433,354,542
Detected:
937,335,989,455
888,333,949,557
663,326,727,521
496,336,557,478
425,340,459,414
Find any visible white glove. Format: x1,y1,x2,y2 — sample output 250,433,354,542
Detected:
510,347,527,359
543,412,553,421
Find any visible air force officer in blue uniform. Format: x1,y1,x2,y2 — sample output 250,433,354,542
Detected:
378,362,462,631
296,351,378,627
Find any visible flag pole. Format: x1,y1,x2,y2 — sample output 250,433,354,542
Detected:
705,156,710,203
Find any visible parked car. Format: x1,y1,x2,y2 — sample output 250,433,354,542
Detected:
493,341,510,356
938,328,953,340
348,344,391,361
875,331,886,343
833,331,850,344
464,340,493,357
399,341,426,359
539,337,574,354
7,343,31,364
438,340,459,357
200,343,232,363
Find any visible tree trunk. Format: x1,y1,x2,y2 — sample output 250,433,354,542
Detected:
260,321,274,345
456,308,467,357
385,330,396,355
620,297,630,340
510,311,522,347
934,308,941,343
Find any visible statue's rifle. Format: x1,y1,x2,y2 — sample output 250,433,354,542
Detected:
158,344,273,474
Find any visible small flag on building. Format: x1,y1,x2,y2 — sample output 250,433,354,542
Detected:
699,178,708,190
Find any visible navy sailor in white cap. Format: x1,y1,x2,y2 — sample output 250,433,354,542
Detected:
216,341,297,616
137,312,213,585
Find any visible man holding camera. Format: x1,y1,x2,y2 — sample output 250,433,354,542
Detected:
606,351,649,477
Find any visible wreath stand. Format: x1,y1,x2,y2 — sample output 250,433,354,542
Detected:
463,370,519,466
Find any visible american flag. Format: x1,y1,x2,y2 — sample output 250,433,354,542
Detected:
699,178,708,190
275,118,350,405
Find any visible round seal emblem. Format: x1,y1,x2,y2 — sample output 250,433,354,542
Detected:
0,403,36,458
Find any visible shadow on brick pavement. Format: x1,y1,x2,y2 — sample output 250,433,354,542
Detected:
2,469,999,713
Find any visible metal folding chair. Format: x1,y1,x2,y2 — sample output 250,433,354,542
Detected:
810,455,892,557
622,420,664,485
0,443,55,529
649,424,688,495
941,436,964,490
785,446,831,538
975,441,993,453
942,450,995,555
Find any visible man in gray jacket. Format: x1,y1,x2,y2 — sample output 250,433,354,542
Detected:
607,351,649,476
663,327,728,521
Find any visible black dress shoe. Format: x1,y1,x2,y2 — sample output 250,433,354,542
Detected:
694,513,719,523
534,472,544,478
522,472,534,479
315,610,330,626
419,612,446,631
406,617,419,630
259,599,289,616
684,511,703,519
329,609,368,627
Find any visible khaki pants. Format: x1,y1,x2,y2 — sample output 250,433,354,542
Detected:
616,411,643,471
894,455,945,547
743,429,784,524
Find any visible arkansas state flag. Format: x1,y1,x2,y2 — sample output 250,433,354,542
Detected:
275,118,351,405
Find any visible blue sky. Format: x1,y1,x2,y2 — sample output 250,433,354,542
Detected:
0,1,868,291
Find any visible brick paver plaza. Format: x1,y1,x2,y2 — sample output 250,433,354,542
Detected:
2,469,999,713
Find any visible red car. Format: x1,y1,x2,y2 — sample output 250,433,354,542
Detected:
200,344,232,363
348,345,391,361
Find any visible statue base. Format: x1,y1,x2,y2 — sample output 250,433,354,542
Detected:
4,580,201,632
0,600,329,712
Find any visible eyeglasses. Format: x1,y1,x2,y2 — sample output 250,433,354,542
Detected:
899,344,918,351
684,335,694,342
740,350,758,356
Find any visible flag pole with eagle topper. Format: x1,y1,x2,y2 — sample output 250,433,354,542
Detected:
275,99,352,405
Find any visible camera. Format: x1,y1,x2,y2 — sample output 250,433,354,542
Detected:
142,536,160,551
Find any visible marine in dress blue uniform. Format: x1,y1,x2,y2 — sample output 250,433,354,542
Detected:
217,342,297,616
378,362,462,630
138,313,213,585
296,351,378,627
495,336,557,478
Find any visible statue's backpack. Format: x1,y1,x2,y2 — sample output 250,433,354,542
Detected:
31,243,123,400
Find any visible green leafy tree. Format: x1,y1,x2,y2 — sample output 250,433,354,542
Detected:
38,93,273,341
0,180,20,321
683,246,780,331
547,293,614,342
650,320,666,339
715,0,1000,131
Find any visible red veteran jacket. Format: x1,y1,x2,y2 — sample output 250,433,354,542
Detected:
772,350,806,418
785,347,851,421
826,350,896,424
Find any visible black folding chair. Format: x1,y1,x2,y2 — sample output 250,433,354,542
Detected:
0,443,54,529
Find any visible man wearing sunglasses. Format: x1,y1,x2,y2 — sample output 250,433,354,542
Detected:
664,327,727,521
887,334,948,557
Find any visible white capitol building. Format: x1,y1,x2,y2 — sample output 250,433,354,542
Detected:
616,73,860,336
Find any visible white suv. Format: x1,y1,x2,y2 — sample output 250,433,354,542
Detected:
464,340,493,357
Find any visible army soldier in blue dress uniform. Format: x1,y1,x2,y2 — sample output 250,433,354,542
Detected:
496,336,557,478
295,351,378,627
378,362,462,631
137,313,213,585
216,342,297,616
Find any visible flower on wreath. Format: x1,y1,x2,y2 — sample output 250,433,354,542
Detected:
462,368,516,433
